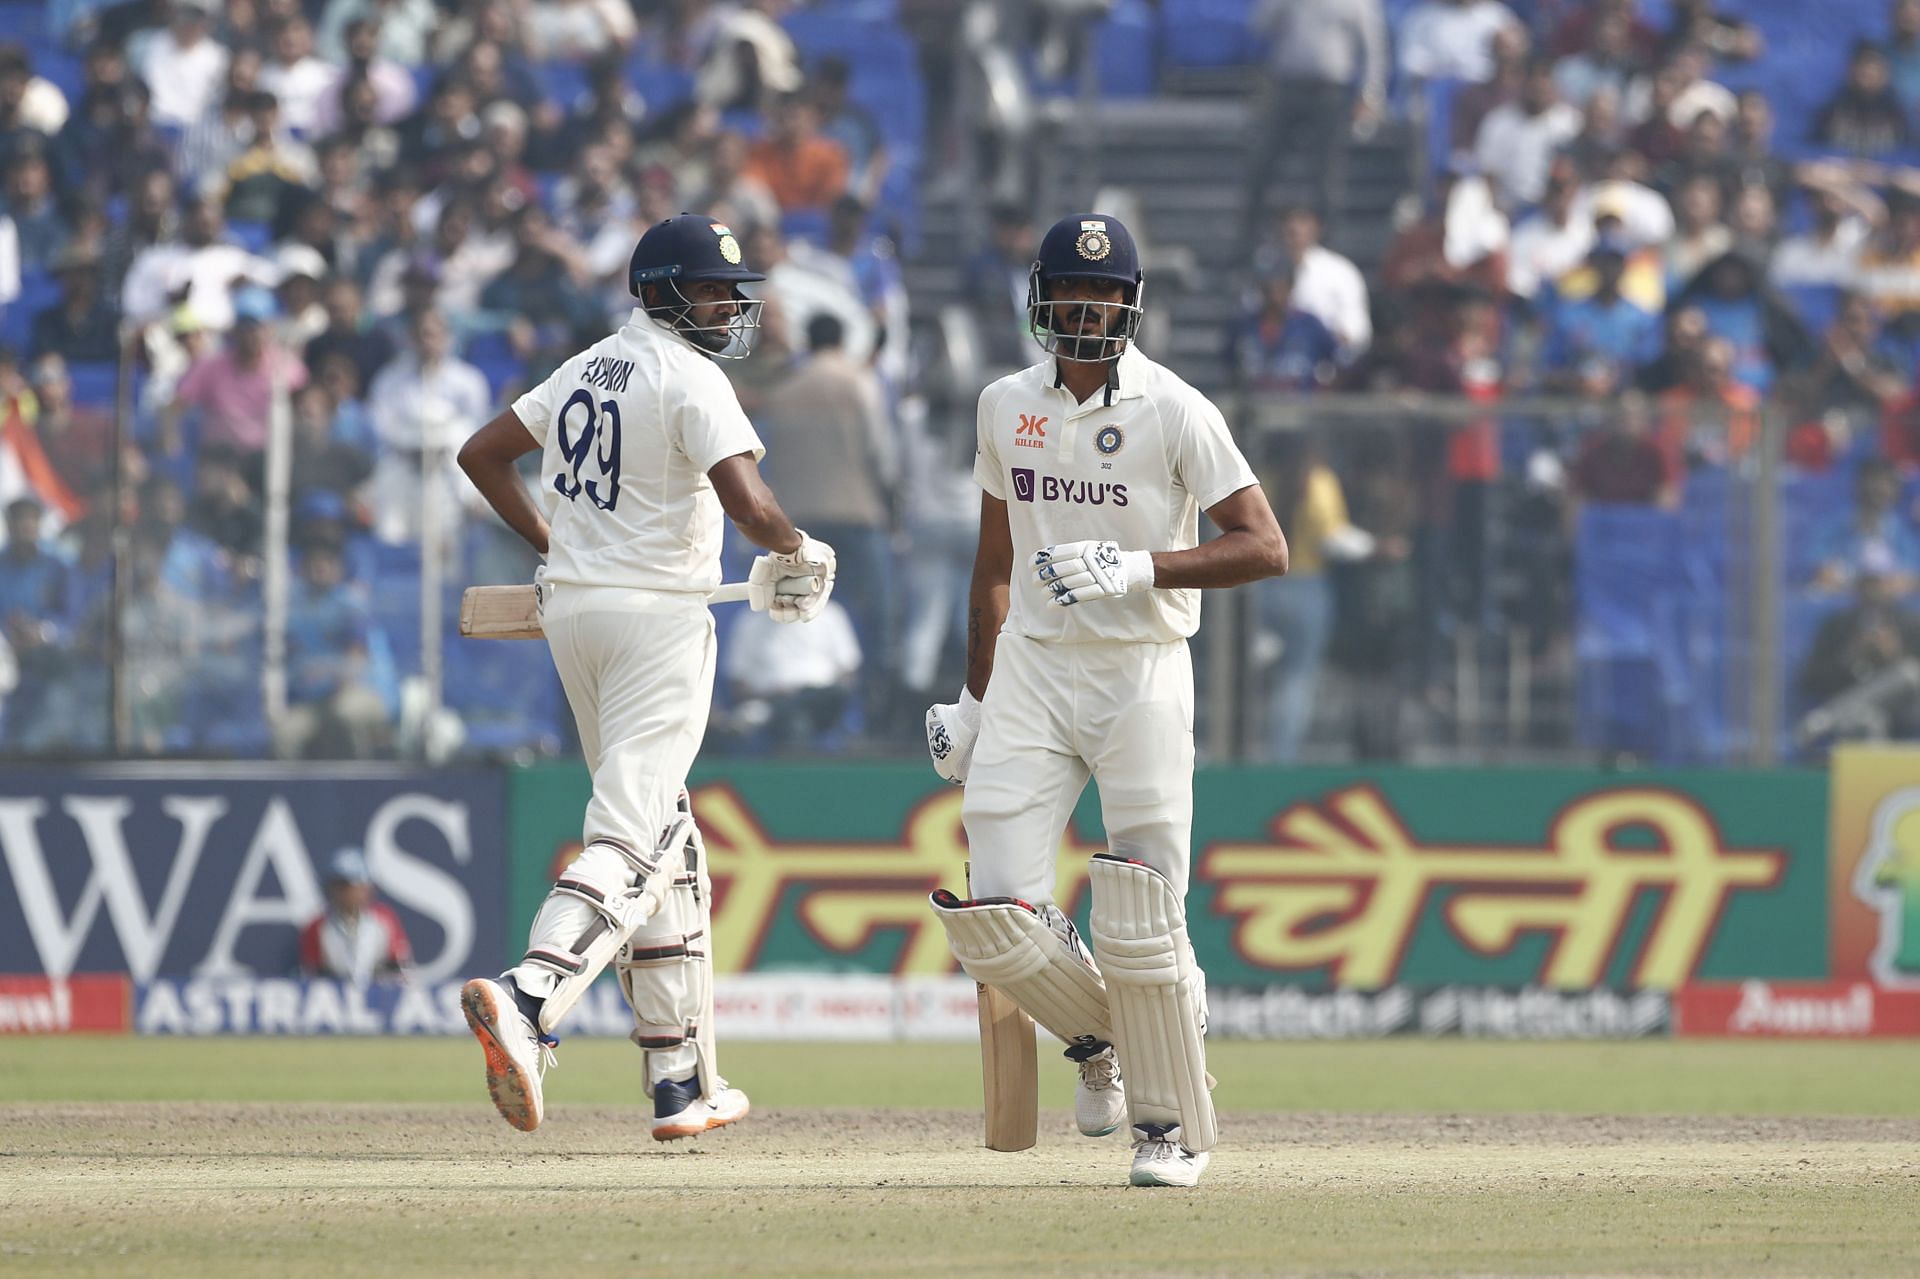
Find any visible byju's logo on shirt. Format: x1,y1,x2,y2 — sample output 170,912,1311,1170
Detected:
1010,468,1128,507
1014,414,1048,449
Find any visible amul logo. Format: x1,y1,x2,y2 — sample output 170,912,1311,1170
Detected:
1014,414,1048,449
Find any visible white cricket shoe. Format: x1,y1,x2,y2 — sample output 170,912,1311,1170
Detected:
652,1074,751,1142
1067,1043,1126,1137
461,978,555,1133
1128,1123,1210,1188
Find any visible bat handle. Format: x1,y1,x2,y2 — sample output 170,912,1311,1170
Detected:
708,575,819,605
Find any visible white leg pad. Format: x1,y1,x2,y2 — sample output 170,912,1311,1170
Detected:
514,829,674,1036
616,796,719,1097
1086,854,1217,1152
930,889,1112,1049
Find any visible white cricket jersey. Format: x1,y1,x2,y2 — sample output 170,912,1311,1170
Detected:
512,309,764,593
974,347,1259,645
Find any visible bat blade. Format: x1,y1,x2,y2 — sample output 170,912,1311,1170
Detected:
978,978,1039,1152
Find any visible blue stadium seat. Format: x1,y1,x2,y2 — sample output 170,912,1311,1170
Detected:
1779,283,1841,336
225,221,273,254
463,330,524,400
1095,0,1157,98
1575,505,1702,760
65,360,120,407
1,269,59,354
1157,0,1256,69
442,638,564,756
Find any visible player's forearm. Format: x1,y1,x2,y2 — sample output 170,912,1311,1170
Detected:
463,456,551,556
1149,527,1289,589
964,571,1009,700
730,500,803,555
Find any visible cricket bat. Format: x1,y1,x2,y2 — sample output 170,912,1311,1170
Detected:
969,863,1039,1152
458,577,818,640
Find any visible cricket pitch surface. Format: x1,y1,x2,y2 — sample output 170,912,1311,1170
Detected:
5,1103,1916,1277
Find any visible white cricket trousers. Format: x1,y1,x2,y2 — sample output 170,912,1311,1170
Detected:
962,632,1196,905
506,581,715,1006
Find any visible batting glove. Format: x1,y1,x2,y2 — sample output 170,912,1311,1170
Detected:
1032,540,1154,606
925,687,982,785
750,531,837,623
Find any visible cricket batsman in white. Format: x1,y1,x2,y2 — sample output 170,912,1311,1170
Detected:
926,212,1288,1187
455,213,836,1138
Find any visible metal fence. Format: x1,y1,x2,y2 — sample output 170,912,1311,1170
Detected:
10,346,1909,768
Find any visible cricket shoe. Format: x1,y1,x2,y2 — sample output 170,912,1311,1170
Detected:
1066,1042,1125,1137
652,1075,751,1141
1128,1123,1210,1188
461,977,556,1133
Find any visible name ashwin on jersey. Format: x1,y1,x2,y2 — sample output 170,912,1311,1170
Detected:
581,356,636,395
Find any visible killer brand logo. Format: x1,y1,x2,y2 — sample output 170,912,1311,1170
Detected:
1014,414,1048,449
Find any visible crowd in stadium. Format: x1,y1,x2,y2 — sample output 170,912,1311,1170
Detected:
0,0,1917,763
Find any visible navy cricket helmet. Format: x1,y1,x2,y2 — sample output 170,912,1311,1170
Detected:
629,212,767,358
1027,212,1146,362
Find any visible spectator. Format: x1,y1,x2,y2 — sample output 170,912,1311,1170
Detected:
1573,150,1675,252
520,0,639,63
1573,391,1677,506
25,354,113,501
162,287,310,459
221,91,318,228
118,536,201,751
1449,22,1528,153
298,847,414,980
1472,56,1582,207
720,600,863,752
1658,109,1741,196
1257,434,1384,761
1656,334,1762,466
1773,176,1883,289
100,167,177,301
318,0,437,68
694,0,803,112
1398,0,1523,84
1244,0,1387,232
1551,0,1661,62
1661,0,1764,64
695,129,782,240
812,55,889,206
170,47,261,192
965,202,1038,371
1540,236,1660,396
1637,302,1710,393
135,0,229,130
744,93,851,213
1799,568,1920,742
187,445,264,560
1507,164,1593,301
1261,205,1372,361
259,17,337,138
1811,458,1920,594
121,193,278,332
0,351,84,523
313,18,418,135
1378,172,1509,307
1554,9,1640,110
304,276,395,392
1857,192,1920,319
52,75,168,208
1816,41,1910,156
1227,263,1340,391
272,244,331,350
138,472,230,601
821,194,910,386
291,382,374,501
477,204,600,361
1670,250,1811,394
1625,51,1732,167
364,309,490,544
1663,174,1732,290
277,541,391,759
1888,0,1920,116
3,142,65,272
30,241,118,363
753,313,898,667
0,497,68,745
0,44,68,154
1728,184,1778,258
1729,90,1791,199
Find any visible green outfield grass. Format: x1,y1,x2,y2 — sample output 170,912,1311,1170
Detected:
6,1036,1920,1114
